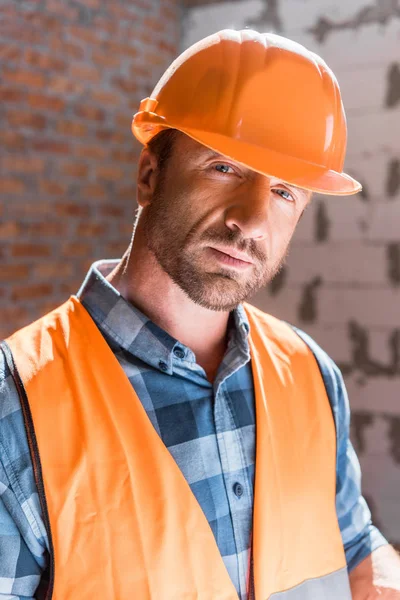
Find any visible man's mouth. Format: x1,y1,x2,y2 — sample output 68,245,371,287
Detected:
207,246,254,268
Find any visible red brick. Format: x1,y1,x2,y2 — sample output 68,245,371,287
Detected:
0,43,21,62
24,49,67,72
103,241,126,256
160,6,177,22
81,184,107,199
56,203,91,217
77,223,108,236
158,39,177,55
9,202,53,217
75,105,105,122
104,41,138,59
0,5,18,19
144,17,164,33
0,132,26,151
33,262,73,278
91,89,121,106
2,179,26,194
47,75,84,95
0,221,21,238
3,69,46,88
28,93,65,112
0,264,30,281
46,0,79,20
62,241,91,257
96,165,124,181
49,37,84,60
111,148,137,163
0,87,24,103
114,113,131,130
76,0,100,7
70,63,101,83
100,205,125,218
0,24,43,46
96,129,126,144
62,162,89,178
1,156,45,173
75,144,107,160
69,26,101,45
59,279,88,295
91,51,121,69
40,180,67,196
119,222,134,236
0,307,29,326
144,52,165,67
112,76,138,94
12,283,53,302
115,185,136,201
25,12,62,31
137,30,153,45
11,244,51,258
92,15,118,36
57,120,87,137
23,221,67,237
129,63,150,78
32,138,70,154
7,110,47,130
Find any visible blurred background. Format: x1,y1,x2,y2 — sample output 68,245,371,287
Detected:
0,0,399,549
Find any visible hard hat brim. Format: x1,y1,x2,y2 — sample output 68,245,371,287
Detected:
132,114,361,196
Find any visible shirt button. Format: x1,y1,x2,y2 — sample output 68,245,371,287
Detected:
233,482,244,498
158,360,168,371
173,347,185,359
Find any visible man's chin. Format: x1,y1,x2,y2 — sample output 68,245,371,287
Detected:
181,278,256,312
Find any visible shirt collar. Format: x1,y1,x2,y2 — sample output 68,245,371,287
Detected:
77,259,250,373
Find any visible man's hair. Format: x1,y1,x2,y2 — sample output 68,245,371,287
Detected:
147,128,179,174
133,128,179,232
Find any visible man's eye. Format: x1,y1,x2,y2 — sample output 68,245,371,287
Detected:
214,164,235,174
273,188,294,202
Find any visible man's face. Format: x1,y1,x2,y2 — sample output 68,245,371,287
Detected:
141,133,311,312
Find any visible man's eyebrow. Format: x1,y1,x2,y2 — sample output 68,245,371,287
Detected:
201,148,224,159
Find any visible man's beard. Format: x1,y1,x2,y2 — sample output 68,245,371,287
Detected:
142,187,288,312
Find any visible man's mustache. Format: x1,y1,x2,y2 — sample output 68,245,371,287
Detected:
200,230,266,264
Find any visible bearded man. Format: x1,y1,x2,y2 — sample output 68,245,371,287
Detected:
1,29,400,600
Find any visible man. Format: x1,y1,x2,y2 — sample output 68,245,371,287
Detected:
0,29,399,600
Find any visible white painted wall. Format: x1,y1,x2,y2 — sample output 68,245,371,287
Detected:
182,0,400,546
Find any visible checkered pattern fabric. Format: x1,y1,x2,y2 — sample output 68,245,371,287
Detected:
0,260,388,599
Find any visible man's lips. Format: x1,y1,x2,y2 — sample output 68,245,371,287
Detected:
207,246,254,268
209,245,254,264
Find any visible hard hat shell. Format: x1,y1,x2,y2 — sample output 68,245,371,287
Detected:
132,29,361,196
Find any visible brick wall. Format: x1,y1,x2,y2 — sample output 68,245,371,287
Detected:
182,0,400,548
0,0,180,338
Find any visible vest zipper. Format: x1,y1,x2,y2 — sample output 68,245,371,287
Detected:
0,341,55,600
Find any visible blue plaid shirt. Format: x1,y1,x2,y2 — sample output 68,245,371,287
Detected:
0,260,387,599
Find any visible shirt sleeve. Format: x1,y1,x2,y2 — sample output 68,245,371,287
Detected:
0,349,48,598
293,327,389,572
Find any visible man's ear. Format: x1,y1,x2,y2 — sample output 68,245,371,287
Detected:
136,147,159,208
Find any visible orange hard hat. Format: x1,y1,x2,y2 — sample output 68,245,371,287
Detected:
132,29,361,195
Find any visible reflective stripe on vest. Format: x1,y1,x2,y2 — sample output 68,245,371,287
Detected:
5,297,351,600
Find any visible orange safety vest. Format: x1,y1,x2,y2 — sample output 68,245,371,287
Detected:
4,297,351,599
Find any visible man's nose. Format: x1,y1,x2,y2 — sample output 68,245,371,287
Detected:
224,178,271,240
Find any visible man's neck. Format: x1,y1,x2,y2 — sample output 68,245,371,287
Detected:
106,244,231,382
